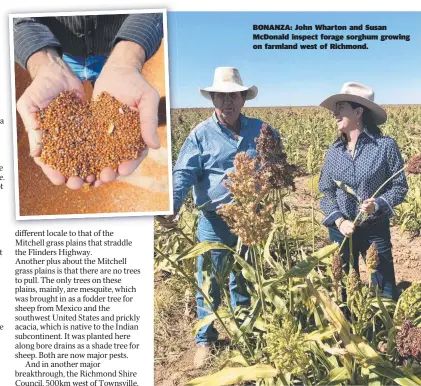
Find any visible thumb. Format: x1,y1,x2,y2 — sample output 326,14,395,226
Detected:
17,94,42,156
28,128,43,157
137,83,160,149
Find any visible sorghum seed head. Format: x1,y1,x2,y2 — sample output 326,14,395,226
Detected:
395,281,421,324
366,242,380,274
407,154,421,175
264,315,309,376
346,268,361,299
331,250,342,285
396,318,421,361
255,123,297,190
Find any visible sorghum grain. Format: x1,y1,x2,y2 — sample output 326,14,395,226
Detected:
38,91,146,179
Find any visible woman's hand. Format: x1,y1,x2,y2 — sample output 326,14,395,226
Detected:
338,219,355,238
360,198,377,214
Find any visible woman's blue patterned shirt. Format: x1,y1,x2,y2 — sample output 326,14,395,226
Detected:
318,129,408,226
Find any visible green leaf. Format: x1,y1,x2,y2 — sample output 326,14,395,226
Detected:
305,327,336,342
178,241,232,261
334,180,361,202
375,287,394,331
233,252,257,284
239,299,263,334
192,311,230,337
263,284,288,313
225,354,249,367
371,364,421,386
185,364,278,386
367,371,382,386
264,226,285,276
317,367,349,385
312,242,340,261
283,256,319,279
263,248,338,287
306,279,383,364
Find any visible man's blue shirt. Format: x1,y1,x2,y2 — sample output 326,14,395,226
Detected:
318,129,408,226
173,112,265,212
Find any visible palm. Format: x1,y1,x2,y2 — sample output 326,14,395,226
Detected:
92,63,160,183
17,62,86,189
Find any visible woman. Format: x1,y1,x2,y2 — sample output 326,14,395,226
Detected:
318,82,408,300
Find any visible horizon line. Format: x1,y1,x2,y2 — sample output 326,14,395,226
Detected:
171,103,421,109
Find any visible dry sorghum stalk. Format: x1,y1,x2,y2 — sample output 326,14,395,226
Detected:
346,268,361,299
407,154,421,175
39,91,146,179
366,242,380,274
217,152,273,246
395,282,421,324
255,123,297,190
396,318,421,361
264,315,309,376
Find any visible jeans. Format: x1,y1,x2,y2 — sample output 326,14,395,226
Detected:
328,216,398,300
195,211,250,345
63,53,107,83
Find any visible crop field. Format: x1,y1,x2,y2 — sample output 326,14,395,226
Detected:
154,105,421,386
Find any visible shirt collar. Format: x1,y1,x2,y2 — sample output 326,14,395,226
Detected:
333,126,376,148
212,111,247,132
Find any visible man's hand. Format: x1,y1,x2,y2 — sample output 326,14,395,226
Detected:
17,48,88,189
337,219,355,238
360,198,377,214
156,214,178,229
92,41,160,186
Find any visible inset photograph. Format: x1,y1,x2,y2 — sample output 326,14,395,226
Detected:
10,10,171,218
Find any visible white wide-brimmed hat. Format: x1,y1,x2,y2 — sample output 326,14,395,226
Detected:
200,67,258,100
320,82,387,125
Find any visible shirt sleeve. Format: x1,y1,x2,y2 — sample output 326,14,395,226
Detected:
375,140,408,217
114,13,163,61
172,133,203,213
13,17,62,69
318,150,343,226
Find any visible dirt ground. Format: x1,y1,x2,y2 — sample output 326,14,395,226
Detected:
154,175,421,386
14,42,169,216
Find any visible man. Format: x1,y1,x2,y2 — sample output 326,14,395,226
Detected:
157,67,272,368
14,14,163,189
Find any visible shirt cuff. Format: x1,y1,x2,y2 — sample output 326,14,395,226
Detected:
322,211,343,227
114,14,163,61
14,20,62,69
375,197,395,218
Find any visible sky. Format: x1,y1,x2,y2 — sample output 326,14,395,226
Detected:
167,12,421,107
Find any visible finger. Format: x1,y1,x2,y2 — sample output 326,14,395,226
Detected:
66,176,84,190
85,174,95,183
118,159,141,177
100,167,118,183
17,95,40,133
37,161,66,186
74,86,87,104
118,148,149,176
28,128,43,157
137,86,160,149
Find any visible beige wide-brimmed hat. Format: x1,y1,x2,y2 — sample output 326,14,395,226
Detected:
320,82,387,125
200,67,258,100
